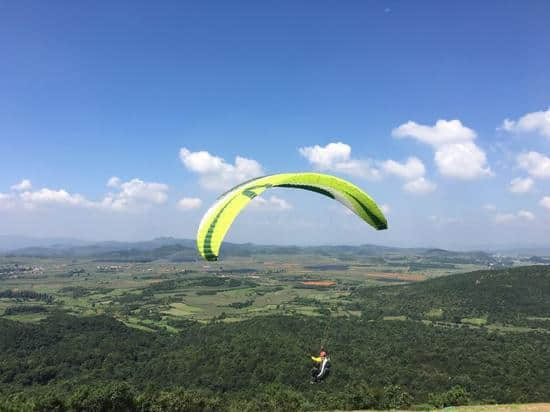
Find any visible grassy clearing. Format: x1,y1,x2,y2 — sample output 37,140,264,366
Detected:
383,315,407,321
164,302,204,317
121,318,156,332
461,317,488,326
4,313,49,323
485,324,548,333
526,316,550,321
426,308,444,319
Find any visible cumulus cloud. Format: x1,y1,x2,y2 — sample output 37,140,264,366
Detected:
517,210,535,220
429,215,459,225
381,157,425,180
7,178,169,212
500,108,550,138
107,176,121,188
249,195,292,211
20,188,92,208
494,210,535,223
0,193,16,210
180,148,264,190
434,142,492,179
403,177,437,194
177,197,202,211
540,196,550,210
380,204,390,215
494,213,516,223
11,179,32,191
381,156,436,194
299,142,350,168
517,151,550,179
299,142,380,179
117,179,168,204
508,177,534,194
100,179,169,211
393,119,476,146
393,119,492,179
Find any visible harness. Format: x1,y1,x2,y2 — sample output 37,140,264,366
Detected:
317,357,330,378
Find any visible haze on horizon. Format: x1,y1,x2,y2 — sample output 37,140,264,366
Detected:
1,1,549,250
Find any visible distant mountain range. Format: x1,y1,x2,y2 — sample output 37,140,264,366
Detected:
0,235,94,251
1,235,549,260
0,236,198,261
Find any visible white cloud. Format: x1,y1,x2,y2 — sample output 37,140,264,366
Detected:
180,148,264,190
517,151,550,179
116,179,168,204
380,204,390,215
249,195,292,211
299,142,380,179
381,157,425,180
12,178,169,212
508,177,534,194
483,204,497,212
540,196,550,210
517,210,535,220
403,177,436,194
20,188,92,207
494,213,516,223
100,179,169,211
434,142,492,179
177,197,202,211
393,119,492,179
180,149,228,174
107,176,121,188
429,215,459,225
11,179,32,192
299,142,350,168
0,193,16,209
381,157,436,194
494,210,535,223
500,108,550,138
392,119,476,146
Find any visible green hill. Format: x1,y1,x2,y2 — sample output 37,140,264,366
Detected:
355,265,550,329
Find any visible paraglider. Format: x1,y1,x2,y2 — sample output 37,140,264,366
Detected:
195,172,387,383
310,349,331,383
196,172,388,261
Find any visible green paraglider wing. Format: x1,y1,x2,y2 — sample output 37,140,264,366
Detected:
196,173,388,261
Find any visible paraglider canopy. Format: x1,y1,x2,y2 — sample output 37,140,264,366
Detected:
196,172,388,261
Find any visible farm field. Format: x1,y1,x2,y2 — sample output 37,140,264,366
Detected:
0,251,493,331
1,247,546,338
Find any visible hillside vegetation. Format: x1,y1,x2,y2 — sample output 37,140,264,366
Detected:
0,265,549,411
355,265,550,328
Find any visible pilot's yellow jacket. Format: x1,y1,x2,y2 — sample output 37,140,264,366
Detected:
311,356,322,363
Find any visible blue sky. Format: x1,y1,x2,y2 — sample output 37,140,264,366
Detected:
1,1,550,248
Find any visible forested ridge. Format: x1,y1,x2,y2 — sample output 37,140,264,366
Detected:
1,266,549,411
354,265,550,326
